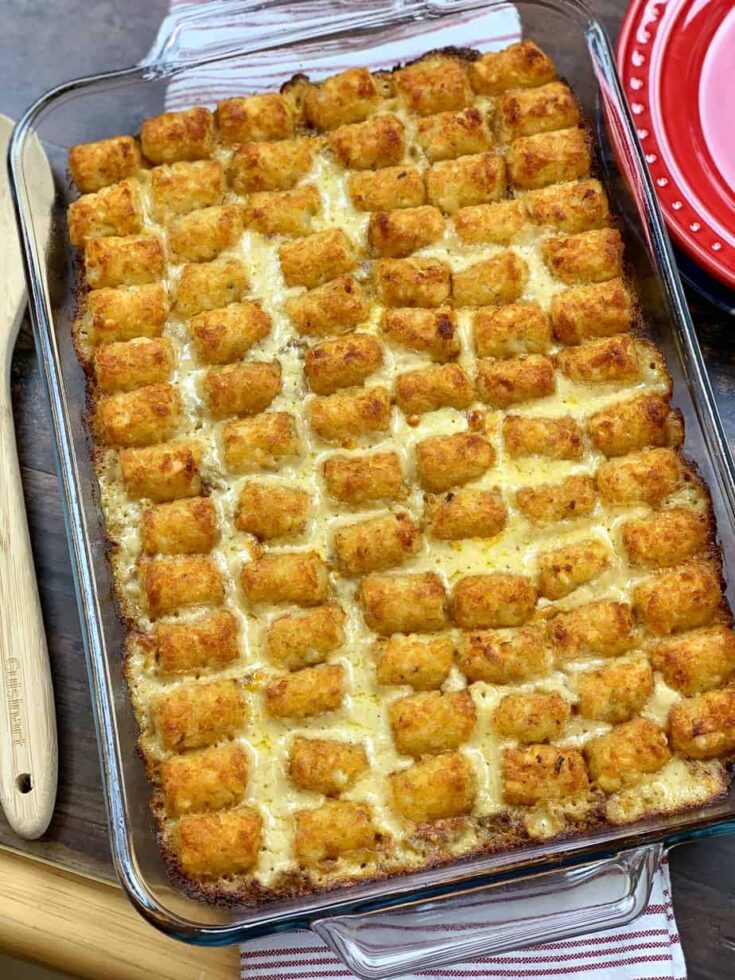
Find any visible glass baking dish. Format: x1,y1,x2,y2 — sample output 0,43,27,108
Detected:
9,0,735,974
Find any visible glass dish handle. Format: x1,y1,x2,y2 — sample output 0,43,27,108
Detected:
142,0,444,70
312,844,663,980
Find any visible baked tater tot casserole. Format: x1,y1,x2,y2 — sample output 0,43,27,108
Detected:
66,40,735,904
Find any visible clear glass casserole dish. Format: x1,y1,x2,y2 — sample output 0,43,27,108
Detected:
8,0,735,975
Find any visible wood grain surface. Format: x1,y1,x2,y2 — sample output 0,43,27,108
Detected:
1,2,735,978
0,849,238,980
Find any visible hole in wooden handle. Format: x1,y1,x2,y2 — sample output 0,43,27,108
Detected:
16,773,32,794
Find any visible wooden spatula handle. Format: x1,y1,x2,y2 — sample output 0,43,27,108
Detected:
0,349,57,839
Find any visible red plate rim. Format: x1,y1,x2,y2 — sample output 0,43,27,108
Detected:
617,0,735,291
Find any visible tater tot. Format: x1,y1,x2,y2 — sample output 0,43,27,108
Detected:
279,228,356,289
285,275,369,337
425,488,507,540
368,206,444,258
322,451,403,505
150,160,225,219
525,178,609,234
557,334,640,385
333,511,421,576
493,691,570,743
294,800,378,866
69,135,142,193
84,234,165,290
234,482,311,540
189,301,271,365
203,361,281,419
87,283,169,347
94,337,173,394
503,414,583,460
536,538,611,600
415,432,495,493
669,689,735,759
543,228,624,285
454,200,527,245
167,204,244,263
141,107,214,164
141,555,224,619
475,354,555,408
502,745,588,805
622,507,711,569
380,307,460,360
550,278,634,345
120,441,202,502
588,393,673,458
507,128,590,190
243,184,321,237
175,256,249,317
576,658,653,724
651,626,735,696
328,113,406,170
634,560,723,635
305,334,384,395
228,138,314,193
289,737,369,795
499,81,580,141
548,600,635,663
308,386,391,444
142,496,217,555
161,742,249,817
216,92,294,143
302,66,380,131
456,625,550,684
376,633,454,690
359,572,447,635
416,106,494,162
585,718,670,792
468,41,556,95
222,412,301,473
96,383,182,448
154,610,240,675
426,152,506,214
152,678,246,751
241,551,330,607
452,251,527,307
516,474,597,524
266,604,346,670
375,258,451,308
348,166,425,211
596,448,684,507
390,751,476,823
178,807,262,878
264,663,345,718
472,301,551,358
395,56,472,116
390,690,476,757
68,179,143,246
450,573,537,629
395,363,474,415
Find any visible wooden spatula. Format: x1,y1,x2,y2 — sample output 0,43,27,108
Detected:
0,114,57,838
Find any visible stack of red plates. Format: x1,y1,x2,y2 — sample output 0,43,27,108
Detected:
617,0,735,294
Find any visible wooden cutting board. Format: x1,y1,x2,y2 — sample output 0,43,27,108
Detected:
0,849,238,979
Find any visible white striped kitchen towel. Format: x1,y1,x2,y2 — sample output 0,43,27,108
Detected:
148,2,687,976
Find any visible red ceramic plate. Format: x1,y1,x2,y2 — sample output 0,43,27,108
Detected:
617,0,735,290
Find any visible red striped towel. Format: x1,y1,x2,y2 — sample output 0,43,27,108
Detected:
149,4,687,975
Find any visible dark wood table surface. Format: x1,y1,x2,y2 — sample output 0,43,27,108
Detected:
2,1,735,976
